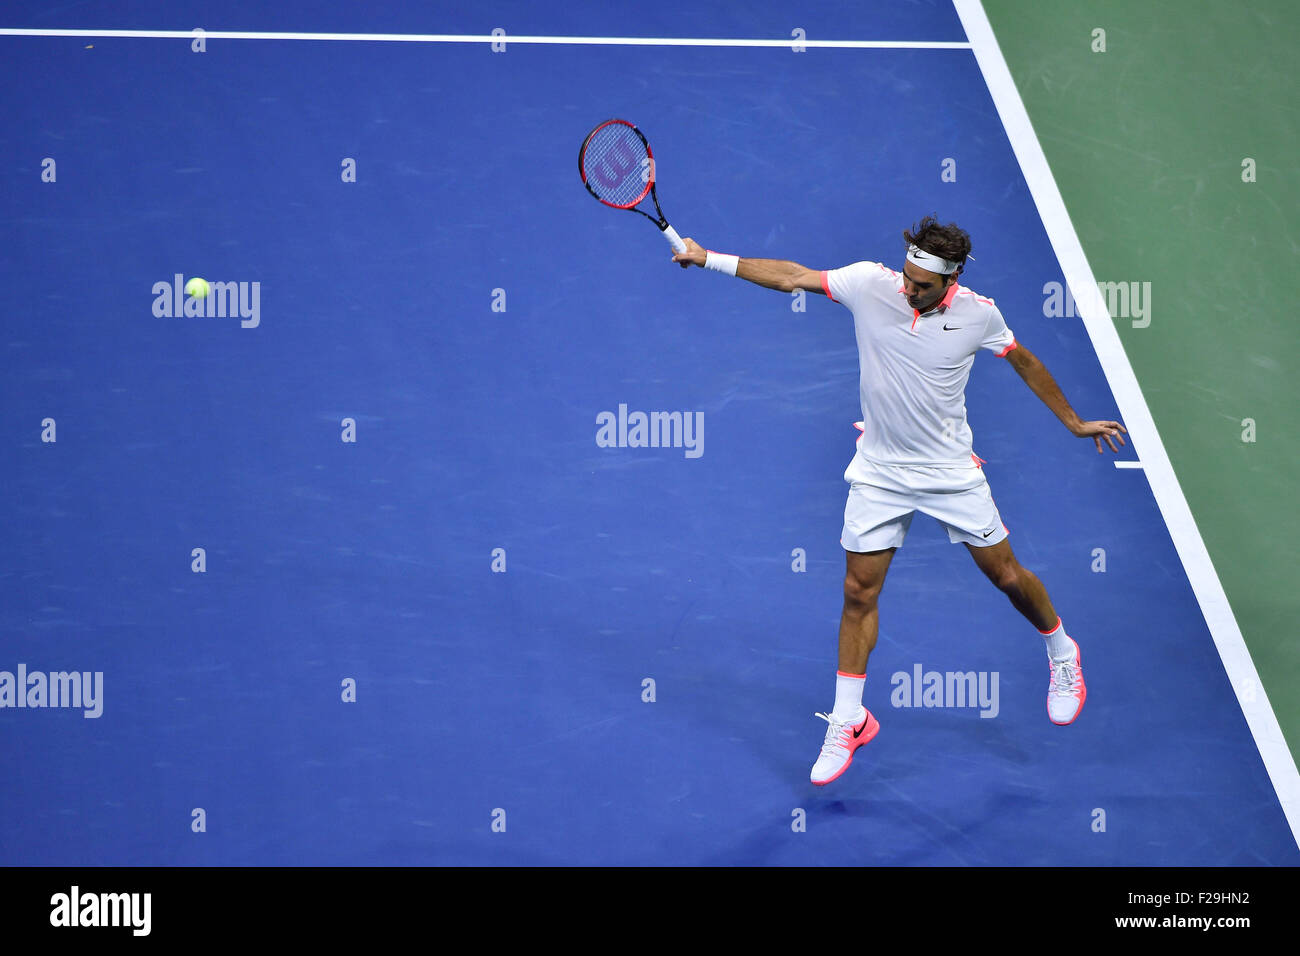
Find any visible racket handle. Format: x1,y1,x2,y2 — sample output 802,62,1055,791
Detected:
662,224,687,254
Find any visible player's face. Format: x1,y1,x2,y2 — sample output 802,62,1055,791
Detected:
902,262,952,312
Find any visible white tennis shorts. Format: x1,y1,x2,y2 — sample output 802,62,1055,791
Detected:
840,452,1009,552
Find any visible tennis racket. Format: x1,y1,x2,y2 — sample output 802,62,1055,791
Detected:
579,119,686,254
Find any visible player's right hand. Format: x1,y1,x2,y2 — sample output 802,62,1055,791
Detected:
673,237,707,269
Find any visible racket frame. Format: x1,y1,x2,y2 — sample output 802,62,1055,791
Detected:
579,119,685,252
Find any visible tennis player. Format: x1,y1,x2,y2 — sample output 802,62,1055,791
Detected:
672,217,1127,785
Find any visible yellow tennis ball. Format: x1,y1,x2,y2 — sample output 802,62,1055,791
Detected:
185,277,210,299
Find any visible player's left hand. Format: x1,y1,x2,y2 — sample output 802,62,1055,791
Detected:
1072,419,1128,453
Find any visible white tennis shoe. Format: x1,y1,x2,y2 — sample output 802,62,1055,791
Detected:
1048,639,1087,725
810,707,879,786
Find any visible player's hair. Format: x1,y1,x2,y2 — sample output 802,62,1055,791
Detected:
903,216,972,276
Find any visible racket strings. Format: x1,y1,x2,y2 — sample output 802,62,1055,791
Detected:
581,124,652,208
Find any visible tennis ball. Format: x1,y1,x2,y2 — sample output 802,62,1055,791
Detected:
185,277,210,299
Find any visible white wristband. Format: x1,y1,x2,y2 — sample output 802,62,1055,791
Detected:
704,251,740,276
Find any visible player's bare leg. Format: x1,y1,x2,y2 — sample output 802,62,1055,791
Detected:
811,547,895,785
964,538,1086,724
963,538,1056,631
839,547,897,672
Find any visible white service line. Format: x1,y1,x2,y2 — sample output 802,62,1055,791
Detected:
954,0,1300,850
0,28,971,49
1113,461,1145,469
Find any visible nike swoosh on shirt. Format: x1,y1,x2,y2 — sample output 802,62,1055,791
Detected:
983,529,995,538
943,324,962,330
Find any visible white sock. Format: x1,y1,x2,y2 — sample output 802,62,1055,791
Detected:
1039,617,1074,660
832,671,866,722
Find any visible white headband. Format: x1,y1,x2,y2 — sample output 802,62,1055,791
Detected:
906,244,962,275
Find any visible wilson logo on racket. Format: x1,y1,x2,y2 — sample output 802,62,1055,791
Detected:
579,118,685,254
592,142,638,188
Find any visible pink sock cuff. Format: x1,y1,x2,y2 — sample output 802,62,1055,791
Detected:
1037,616,1063,636
836,670,866,680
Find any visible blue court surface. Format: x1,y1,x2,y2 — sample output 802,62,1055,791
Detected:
2,1,1295,866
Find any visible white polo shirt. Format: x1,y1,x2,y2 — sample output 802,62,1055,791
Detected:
821,260,1017,467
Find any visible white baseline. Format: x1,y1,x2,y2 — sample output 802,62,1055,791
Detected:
0,28,971,49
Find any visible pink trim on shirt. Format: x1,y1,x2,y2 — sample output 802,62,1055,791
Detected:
957,289,995,306
820,271,836,302
996,340,1018,358
909,281,960,331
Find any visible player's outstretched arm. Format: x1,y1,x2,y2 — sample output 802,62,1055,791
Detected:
1005,342,1128,454
672,237,825,293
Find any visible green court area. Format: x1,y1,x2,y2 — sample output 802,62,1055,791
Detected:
984,0,1300,765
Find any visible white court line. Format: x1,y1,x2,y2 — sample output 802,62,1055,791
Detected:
1113,461,1145,469
0,28,971,49
954,0,1300,851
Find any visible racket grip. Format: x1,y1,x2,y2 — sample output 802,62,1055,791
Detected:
662,224,687,254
